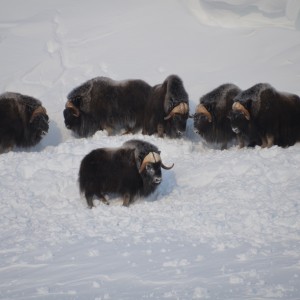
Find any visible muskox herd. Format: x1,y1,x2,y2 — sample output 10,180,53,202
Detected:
1,75,300,207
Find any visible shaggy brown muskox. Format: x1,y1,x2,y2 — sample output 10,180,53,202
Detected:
64,77,152,137
142,75,189,138
229,83,300,148
193,83,241,149
0,92,49,153
79,139,174,207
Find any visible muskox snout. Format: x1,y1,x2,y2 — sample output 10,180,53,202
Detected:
232,127,240,134
153,176,162,184
176,130,183,136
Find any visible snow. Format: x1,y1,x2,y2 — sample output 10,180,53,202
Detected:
1,0,300,299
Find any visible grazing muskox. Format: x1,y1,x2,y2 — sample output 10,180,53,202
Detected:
229,83,300,148
0,92,49,153
142,75,189,138
64,77,152,137
193,83,241,149
79,139,174,207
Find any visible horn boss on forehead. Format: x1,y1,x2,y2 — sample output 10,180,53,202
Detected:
65,100,80,117
164,102,189,120
232,102,250,120
195,104,212,122
139,152,161,173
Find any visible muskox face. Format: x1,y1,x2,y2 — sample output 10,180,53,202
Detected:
228,110,249,135
166,113,189,138
193,113,211,135
141,161,162,184
29,112,49,141
162,75,189,138
63,108,81,132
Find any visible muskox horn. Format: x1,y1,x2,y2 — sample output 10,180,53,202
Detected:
139,152,161,173
164,102,189,120
65,100,80,117
232,102,250,120
29,106,47,123
195,104,212,122
139,152,174,173
161,161,174,170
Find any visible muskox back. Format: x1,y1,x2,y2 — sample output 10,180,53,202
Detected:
143,75,189,138
64,77,152,137
193,83,241,149
230,83,300,147
0,92,49,153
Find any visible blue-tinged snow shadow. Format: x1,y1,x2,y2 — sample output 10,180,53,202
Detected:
14,120,63,153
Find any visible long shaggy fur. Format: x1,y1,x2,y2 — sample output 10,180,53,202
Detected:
229,83,300,147
142,75,189,138
64,77,152,137
0,92,49,153
79,139,163,207
193,83,241,149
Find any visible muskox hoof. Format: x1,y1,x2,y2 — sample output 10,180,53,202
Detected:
122,194,132,207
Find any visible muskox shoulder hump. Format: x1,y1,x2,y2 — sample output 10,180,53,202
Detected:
235,83,275,104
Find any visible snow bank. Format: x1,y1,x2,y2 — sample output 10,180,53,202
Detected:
187,0,300,29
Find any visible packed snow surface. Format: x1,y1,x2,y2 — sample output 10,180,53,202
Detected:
1,0,300,299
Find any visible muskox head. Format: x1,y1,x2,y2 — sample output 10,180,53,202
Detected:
193,104,212,135
64,80,98,137
229,101,251,135
138,151,174,192
123,139,174,194
0,93,49,152
63,99,81,130
28,105,49,142
163,75,189,137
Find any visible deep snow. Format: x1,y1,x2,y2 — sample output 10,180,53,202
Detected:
0,1,300,299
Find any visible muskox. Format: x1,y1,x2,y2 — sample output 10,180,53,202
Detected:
0,92,49,153
229,83,300,148
142,75,189,138
193,83,241,149
79,139,174,207
64,77,152,137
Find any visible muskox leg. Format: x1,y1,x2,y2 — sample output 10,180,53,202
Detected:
0,145,13,154
237,134,245,148
122,193,133,207
221,142,228,150
261,136,268,148
85,192,94,208
266,135,274,148
122,128,133,135
157,124,164,138
95,192,109,205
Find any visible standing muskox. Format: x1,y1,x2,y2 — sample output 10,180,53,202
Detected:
142,75,189,138
193,83,241,149
229,83,300,148
79,139,174,207
0,92,49,153
64,77,152,137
